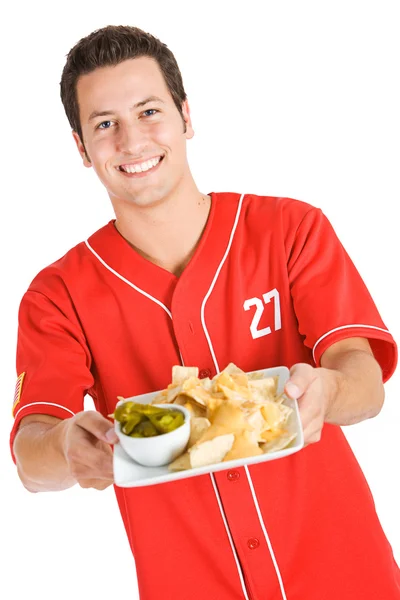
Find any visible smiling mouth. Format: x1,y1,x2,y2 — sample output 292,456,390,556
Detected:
117,155,164,176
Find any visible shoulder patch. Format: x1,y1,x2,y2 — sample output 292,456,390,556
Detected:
12,372,26,417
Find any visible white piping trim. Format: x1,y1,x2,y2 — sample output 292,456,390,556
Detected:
200,194,245,374
85,240,172,319
210,473,250,600
14,402,75,420
244,466,288,600
312,324,391,362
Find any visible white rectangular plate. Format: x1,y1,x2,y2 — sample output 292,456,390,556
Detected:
113,366,304,487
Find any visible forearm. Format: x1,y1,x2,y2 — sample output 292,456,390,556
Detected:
13,419,76,493
321,349,384,426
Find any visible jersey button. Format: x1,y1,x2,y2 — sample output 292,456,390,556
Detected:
199,368,212,379
247,538,260,550
227,470,240,481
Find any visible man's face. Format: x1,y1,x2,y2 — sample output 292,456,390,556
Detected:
74,57,194,209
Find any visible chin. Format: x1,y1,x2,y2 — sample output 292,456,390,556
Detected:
126,190,167,209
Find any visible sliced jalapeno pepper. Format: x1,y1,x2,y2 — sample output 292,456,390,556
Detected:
130,418,158,437
120,413,142,435
148,410,184,434
113,400,185,437
113,401,135,422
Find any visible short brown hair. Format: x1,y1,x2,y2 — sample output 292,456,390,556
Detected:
60,25,187,143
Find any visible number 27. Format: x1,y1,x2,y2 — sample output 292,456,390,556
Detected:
243,289,281,339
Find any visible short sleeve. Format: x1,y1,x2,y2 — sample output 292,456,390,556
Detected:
287,207,398,382
10,280,95,460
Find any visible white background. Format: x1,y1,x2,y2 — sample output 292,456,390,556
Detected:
1,1,399,598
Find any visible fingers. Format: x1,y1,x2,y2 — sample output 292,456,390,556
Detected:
298,401,317,432
62,413,118,486
285,364,325,447
285,363,316,400
302,422,323,446
66,437,115,481
79,478,114,491
74,410,119,444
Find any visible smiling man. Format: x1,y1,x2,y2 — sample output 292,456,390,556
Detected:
10,25,400,600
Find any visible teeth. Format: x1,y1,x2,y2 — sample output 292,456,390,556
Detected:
120,156,161,174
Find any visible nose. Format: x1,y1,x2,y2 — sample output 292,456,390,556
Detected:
115,121,149,156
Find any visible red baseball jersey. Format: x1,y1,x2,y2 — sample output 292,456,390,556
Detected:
11,193,399,599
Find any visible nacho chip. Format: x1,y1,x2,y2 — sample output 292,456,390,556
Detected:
214,372,252,401
222,363,247,377
261,432,297,453
231,373,250,387
248,376,278,401
173,394,207,417
172,366,199,385
168,452,191,472
261,401,291,430
189,434,235,468
245,409,266,441
223,430,264,462
189,417,211,446
183,382,212,406
197,401,251,444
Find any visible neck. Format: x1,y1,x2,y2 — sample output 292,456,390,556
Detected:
113,180,211,276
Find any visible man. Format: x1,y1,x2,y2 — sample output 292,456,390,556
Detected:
11,25,399,599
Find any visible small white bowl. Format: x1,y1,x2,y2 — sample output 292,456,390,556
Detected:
114,404,191,467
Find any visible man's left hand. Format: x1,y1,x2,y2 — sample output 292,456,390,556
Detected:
284,363,338,446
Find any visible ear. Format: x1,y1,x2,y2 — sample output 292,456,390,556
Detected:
182,99,194,139
72,131,92,167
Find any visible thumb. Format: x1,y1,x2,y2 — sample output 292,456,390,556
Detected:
285,363,315,399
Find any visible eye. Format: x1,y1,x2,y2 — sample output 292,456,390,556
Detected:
142,109,159,117
97,120,113,130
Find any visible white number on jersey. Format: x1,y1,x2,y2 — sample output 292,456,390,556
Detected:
243,289,282,340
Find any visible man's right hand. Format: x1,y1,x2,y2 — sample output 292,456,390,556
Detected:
62,410,119,490
14,411,119,492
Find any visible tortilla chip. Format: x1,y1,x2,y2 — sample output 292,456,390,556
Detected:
261,432,297,453
195,401,250,446
221,363,247,377
231,373,250,387
261,401,291,429
205,396,225,420
249,376,278,399
183,383,212,406
217,384,252,402
211,401,250,430
172,366,199,385
173,394,207,417
189,417,211,446
245,408,266,441
168,452,191,472
189,434,235,468
260,429,283,442
223,430,264,462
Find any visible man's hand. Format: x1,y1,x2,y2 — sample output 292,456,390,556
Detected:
14,411,119,492
284,363,337,446
62,411,119,490
284,337,384,447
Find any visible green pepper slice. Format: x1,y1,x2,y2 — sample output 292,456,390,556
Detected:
120,413,143,435
113,400,185,437
113,401,136,422
148,410,184,434
129,403,169,416
130,418,159,438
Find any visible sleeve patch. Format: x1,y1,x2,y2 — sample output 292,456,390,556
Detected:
12,372,26,417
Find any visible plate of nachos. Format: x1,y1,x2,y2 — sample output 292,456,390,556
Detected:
113,363,304,487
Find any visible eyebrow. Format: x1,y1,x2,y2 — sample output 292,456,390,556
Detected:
88,96,165,122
